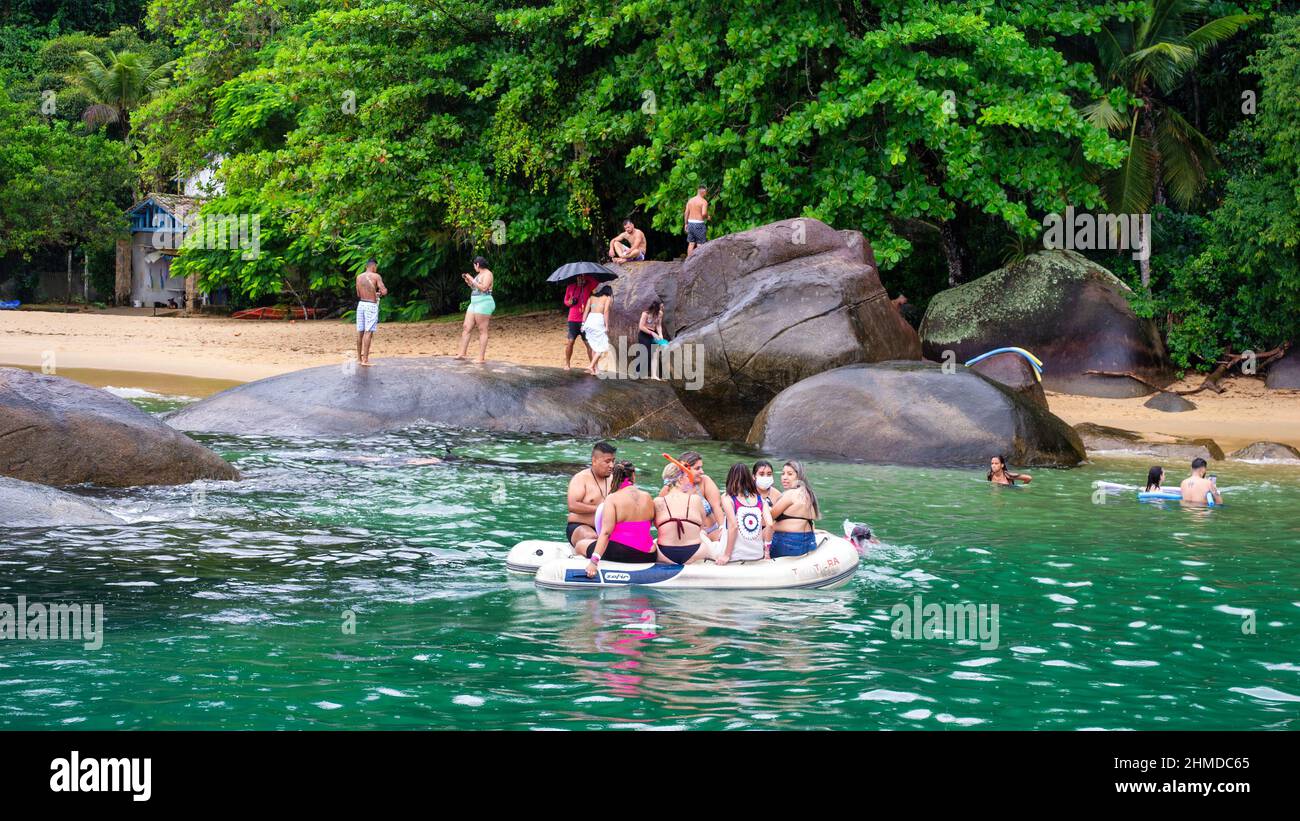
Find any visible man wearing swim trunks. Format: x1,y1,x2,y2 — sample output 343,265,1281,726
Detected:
607,219,647,263
355,259,388,367
684,185,709,257
566,441,616,547
563,274,596,370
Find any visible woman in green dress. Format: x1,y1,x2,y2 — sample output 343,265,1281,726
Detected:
456,256,495,363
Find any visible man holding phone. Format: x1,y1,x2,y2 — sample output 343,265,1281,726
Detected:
1180,457,1223,506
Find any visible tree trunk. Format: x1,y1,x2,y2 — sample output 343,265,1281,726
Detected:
83,248,90,303
940,220,968,287
1138,92,1161,291
66,248,73,305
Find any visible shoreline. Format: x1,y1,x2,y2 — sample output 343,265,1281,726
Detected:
5,310,1299,450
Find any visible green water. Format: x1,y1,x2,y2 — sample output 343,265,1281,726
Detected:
2,393,1298,730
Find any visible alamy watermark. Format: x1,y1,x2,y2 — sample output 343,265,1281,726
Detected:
596,335,704,390
1042,206,1150,261
0,596,103,650
890,594,1000,650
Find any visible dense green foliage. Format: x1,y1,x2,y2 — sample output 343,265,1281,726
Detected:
0,0,1295,373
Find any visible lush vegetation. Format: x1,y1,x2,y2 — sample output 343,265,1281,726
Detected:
1,0,1296,373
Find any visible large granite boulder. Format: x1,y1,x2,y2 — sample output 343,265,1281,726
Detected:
1228,441,1300,463
166,357,709,439
0,476,120,527
0,368,240,487
967,351,1047,409
609,218,922,440
1265,349,1300,390
920,250,1171,398
746,361,1086,466
1073,423,1225,461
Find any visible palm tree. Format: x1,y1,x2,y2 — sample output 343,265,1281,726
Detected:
71,50,176,148
1085,0,1256,289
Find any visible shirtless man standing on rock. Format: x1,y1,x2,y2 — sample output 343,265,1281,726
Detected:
684,185,709,257
566,441,617,547
355,259,388,367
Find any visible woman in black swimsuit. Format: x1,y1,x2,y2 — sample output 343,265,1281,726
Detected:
654,463,709,564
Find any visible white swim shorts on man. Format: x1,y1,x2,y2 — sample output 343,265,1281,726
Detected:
356,300,379,333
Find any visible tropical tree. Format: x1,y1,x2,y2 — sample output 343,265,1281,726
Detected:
1086,0,1257,288
71,48,175,146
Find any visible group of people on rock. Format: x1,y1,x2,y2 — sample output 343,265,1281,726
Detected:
565,442,822,577
353,187,708,369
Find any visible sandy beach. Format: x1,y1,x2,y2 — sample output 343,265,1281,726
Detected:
4,308,1299,449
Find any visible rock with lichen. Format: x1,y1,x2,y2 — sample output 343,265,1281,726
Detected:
920,250,1171,398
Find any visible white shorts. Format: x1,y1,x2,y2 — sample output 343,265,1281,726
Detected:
356,300,379,333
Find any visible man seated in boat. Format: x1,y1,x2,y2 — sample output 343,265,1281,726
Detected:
566,442,616,548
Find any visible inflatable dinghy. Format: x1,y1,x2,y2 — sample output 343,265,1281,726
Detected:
506,529,860,590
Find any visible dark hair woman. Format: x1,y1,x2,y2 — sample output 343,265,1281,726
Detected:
456,256,494,363
674,451,723,538
637,300,665,380
718,463,771,565
987,455,1032,486
752,459,781,507
578,460,658,576
770,460,821,558
1145,466,1165,492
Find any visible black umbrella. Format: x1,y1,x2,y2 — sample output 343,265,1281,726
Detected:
547,261,619,284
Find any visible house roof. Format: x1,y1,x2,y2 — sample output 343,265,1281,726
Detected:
126,193,205,223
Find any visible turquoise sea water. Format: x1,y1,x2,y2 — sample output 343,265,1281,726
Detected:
2,392,1298,730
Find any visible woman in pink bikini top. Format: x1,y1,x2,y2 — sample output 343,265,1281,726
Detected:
581,460,659,576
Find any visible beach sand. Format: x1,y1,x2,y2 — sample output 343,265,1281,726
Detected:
4,309,1298,450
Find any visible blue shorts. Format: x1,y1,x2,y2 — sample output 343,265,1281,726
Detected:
770,530,816,558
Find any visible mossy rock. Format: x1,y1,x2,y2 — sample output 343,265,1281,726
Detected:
920,250,1171,398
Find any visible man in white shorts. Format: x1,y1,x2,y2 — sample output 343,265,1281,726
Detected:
355,259,387,366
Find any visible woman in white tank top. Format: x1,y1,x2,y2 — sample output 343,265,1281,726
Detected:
717,463,772,564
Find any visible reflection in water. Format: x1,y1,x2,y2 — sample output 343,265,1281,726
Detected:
2,413,1298,730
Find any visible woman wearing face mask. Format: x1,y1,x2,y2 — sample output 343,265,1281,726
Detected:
753,460,781,507
769,460,821,558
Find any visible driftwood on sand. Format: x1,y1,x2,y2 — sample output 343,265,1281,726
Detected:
1084,343,1290,395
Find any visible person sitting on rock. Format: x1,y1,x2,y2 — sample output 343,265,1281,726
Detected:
987,455,1031,486
607,218,646,263
1179,458,1222,506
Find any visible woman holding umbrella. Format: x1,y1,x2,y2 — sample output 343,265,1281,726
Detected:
548,261,618,372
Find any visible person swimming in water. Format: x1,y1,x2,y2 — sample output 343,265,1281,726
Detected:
580,460,659,576
1144,465,1166,492
716,463,772,565
987,455,1032,486
1179,457,1223,506
654,463,710,564
769,460,820,558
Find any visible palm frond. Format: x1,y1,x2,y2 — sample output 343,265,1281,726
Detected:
1155,105,1218,208
1082,97,1128,133
1183,14,1259,56
1103,114,1157,214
